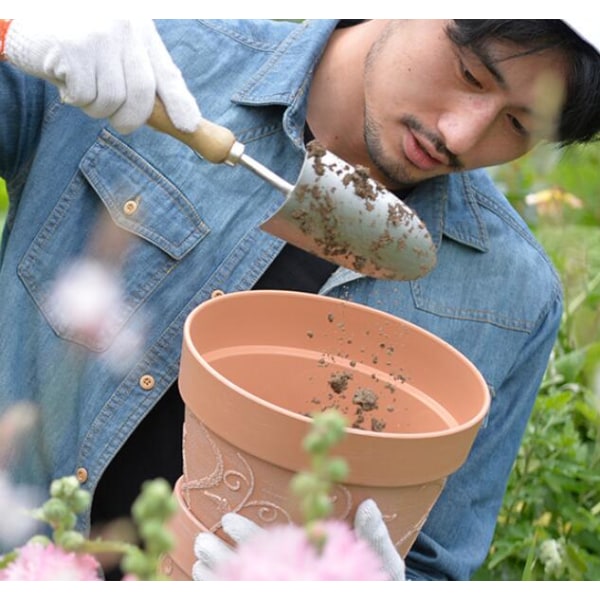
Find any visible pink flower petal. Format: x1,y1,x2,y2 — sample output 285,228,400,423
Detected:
0,542,101,581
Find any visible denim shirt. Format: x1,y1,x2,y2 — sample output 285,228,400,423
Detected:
0,20,562,580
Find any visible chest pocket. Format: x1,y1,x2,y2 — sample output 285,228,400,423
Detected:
18,130,209,351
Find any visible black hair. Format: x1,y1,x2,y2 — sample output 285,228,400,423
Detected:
447,20,600,146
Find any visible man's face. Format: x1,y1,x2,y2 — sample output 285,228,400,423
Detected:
362,20,569,189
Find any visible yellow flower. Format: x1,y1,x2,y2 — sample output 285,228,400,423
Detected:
525,187,584,219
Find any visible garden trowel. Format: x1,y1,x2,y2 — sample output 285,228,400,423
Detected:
148,101,437,281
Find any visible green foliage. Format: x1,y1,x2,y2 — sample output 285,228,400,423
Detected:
291,409,349,526
121,477,177,580
475,143,600,581
290,409,350,552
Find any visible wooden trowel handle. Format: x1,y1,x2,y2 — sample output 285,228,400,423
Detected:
148,98,237,164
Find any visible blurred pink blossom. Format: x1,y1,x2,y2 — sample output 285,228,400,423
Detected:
0,403,42,548
48,258,122,343
0,541,101,581
0,472,41,549
213,520,389,581
47,258,146,374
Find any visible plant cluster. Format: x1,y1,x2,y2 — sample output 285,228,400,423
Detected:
0,475,177,580
476,144,600,581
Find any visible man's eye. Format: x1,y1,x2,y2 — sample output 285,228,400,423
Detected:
508,114,528,136
463,66,483,90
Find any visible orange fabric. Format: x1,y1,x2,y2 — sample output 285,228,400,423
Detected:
0,20,13,60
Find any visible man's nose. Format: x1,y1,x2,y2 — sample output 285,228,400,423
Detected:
438,97,498,157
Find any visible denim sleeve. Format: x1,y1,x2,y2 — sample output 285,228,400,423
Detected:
404,289,563,580
0,62,47,183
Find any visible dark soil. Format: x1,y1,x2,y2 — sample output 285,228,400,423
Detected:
328,371,353,394
303,310,409,433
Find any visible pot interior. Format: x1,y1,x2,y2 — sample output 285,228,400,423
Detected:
186,291,489,436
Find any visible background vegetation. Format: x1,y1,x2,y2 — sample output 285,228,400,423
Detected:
1,141,598,581
475,144,600,581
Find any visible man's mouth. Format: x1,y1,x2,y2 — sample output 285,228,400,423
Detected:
403,128,447,171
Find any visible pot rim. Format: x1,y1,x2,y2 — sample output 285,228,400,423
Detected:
183,290,491,441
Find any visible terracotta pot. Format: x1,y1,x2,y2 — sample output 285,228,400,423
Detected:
163,290,490,580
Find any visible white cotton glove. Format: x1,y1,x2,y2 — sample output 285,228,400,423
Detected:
192,499,406,581
2,19,202,134
353,498,406,580
193,512,263,581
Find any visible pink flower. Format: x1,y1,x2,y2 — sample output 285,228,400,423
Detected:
213,520,389,581
0,472,41,550
46,257,146,375
0,541,101,581
48,258,123,344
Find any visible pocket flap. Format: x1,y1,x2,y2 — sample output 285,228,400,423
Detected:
80,130,208,260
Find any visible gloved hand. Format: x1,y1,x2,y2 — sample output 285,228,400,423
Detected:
353,499,406,580
193,499,406,581
193,511,262,581
1,19,202,134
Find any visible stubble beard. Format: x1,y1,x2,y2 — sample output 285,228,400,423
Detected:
363,111,421,190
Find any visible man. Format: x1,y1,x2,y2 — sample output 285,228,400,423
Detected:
0,20,599,580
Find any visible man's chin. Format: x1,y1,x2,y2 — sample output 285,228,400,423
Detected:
369,161,432,191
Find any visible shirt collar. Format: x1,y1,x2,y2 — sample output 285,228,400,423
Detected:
232,19,340,150
405,172,490,253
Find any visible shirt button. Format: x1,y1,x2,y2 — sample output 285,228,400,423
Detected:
123,196,140,216
76,467,88,483
211,289,225,299
139,374,156,390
